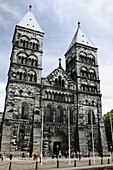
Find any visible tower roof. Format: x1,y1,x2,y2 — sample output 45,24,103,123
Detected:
68,22,95,51
17,5,43,33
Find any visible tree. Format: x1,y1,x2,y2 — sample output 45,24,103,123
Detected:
103,109,113,144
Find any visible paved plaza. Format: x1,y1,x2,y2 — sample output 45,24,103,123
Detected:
0,156,113,170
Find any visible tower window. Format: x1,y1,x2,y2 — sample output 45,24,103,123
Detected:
56,107,62,123
55,76,65,87
59,76,61,86
45,106,52,122
19,102,29,119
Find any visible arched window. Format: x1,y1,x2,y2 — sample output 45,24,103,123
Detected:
19,72,22,80
62,80,65,87
34,75,37,82
45,106,51,122
55,78,57,86
19,102,29,119
56,107,62,123
59,76,61,86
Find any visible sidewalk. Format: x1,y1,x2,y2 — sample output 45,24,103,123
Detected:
0,156,112,170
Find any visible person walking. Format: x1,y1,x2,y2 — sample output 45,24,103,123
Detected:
65,151,68,158
35,153,38,160
9,153,13,160
77,151,79,158
79,152,81,160
44,152,47,159
22,152,25,159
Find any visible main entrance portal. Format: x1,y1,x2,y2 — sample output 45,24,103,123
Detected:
53,142,61,155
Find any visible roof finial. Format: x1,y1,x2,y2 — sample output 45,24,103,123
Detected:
78,22,80,28
29,5,32,12
58,58,61,67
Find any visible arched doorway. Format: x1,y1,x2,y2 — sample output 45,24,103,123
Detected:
53,132,68,155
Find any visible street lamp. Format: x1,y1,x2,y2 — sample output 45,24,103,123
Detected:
41,107,44,165
56,145,59,168
68,108,71,165
110,112,113,161
91,111,95,164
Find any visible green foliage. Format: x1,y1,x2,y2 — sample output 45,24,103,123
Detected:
103,109,113,144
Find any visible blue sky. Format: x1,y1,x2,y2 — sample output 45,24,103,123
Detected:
0,0,113,115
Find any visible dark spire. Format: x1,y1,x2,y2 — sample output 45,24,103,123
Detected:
78,22,80,28
59,58,61,67
29,5,32,12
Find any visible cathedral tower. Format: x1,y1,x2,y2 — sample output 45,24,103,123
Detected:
65,22,108,155
1,6,44,155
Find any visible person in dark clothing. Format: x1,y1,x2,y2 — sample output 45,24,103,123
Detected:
65,151,68,158
22,153,25,159
9,154,13,160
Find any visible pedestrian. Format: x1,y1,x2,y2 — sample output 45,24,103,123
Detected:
39,154,41,163
77,151,79,158
35,153,38,160
44,151,47,159
0,153,2,159
100,152,103,158
59,151,61,158
22,152,25,159
9,153,13,160
27,152,30,159
79,152,81,160
65,151,68,158
71,151,74,158
3,152,5,160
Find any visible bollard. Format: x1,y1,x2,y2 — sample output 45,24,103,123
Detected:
35,161,39,169
89,159,91,166
101,158,103,165
9,161,12,170
74,160,76,167
108,158,110,164
57,160,59,168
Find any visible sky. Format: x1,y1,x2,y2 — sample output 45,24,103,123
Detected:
0,0,113,115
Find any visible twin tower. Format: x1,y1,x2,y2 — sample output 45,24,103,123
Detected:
0,7,108,156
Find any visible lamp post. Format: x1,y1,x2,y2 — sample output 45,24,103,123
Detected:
68,108,71,165
56,145,59,168
110,112,113,161
41,107,44,165
91,111,95,164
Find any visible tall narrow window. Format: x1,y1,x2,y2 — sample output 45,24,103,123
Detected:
19,102,29,119
55,79,57,86
45,106,51,122
62,80,65,87
59,76,61,86
21,106,24,119
56,107,62,123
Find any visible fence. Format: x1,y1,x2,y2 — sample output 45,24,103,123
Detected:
0,158,111,170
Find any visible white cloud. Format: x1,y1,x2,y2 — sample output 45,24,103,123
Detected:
0,1,22,19
0,82,6,112
100,63,113,115
0,0,113,115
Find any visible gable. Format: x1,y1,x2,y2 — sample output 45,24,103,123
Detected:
42,67,76,90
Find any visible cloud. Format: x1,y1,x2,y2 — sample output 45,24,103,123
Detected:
0,82,6,112
0,0,113,115
100,63,113,115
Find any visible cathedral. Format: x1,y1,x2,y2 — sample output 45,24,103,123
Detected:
0,6,108,156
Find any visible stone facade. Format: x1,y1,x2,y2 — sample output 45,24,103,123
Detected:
0,8,108,156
